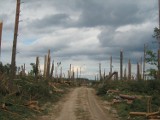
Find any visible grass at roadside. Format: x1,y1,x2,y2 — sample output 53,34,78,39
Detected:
94,80,160,120
0,76,72,120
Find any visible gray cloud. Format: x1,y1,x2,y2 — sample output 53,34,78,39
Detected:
74,0,157,28
29,13,71,29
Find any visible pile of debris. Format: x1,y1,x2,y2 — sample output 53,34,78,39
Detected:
106,89,160,120
107,89,139,105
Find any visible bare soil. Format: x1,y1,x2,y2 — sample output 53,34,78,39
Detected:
37,87,118,120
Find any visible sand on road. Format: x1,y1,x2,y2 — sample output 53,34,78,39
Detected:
38,87,118,120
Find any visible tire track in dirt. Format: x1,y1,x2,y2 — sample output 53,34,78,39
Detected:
86,88,113,120
75,87,115,120
36,87,117,120
55,88,79,120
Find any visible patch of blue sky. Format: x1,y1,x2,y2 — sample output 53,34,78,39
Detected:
21,38,36,45
2,32,13,41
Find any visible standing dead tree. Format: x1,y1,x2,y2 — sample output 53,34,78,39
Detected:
10,0,21,91
43,50,51,80
99,63,102,81
110,56,112,74
46,49,51,79
0,21,3,57
120,50,123,80
35,57,39,82
128,59,131,80
50,60,54,78
137,62,140,80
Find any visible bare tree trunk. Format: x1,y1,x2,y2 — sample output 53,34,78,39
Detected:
0,21,3,57
110,56,112,74
128,59,131,80
158,49,160,79
69,64,71,79
124,67,127,80
10,0,21,91
43,55,47,77
143,44,146,80
23,63,25,76
46,49,51,80
120,50,123,80
99,63,102,81
35,57,39,82
137,62,140,80
50,60,54,78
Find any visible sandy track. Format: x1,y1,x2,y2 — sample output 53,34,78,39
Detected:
55,88,79,120
38,87,117,120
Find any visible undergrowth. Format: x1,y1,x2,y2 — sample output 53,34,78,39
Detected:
0,75,71,120
96,80,160,120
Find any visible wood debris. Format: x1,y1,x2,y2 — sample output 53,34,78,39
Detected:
25,101,41,111
48,82,64,93
129,108,160,120
119,94,136,100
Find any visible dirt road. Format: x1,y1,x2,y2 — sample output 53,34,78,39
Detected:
39,87,118,120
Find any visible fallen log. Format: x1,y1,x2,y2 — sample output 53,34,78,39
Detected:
148,119,160,120
148,115,160,119
129,112,147,116
130,111,160,117
146,111,160,117
107,89,120,94
119,94,136,100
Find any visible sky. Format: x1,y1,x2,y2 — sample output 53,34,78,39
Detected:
0,0,159,80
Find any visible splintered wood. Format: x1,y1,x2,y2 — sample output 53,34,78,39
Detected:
107,89,136,104
25,101,41,111
48,82,64,93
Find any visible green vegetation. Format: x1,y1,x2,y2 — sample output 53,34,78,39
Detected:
96,80,160,120
0,63,71,120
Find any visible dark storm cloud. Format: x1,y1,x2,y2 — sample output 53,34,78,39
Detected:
74,0,156,28
29,14,71,29
98,27,154,50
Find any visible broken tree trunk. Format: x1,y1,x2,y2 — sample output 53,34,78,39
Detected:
46,49,51,80
120,50,123,80
50,60,54,78
35,57,39,82
147,96,152,113
0,21,3,57
10,0,21,92
43,55,47,77
119,94,136,100
128,59,131,80
130,112,147,116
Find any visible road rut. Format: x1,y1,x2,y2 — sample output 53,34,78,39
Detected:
38,87,117,120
